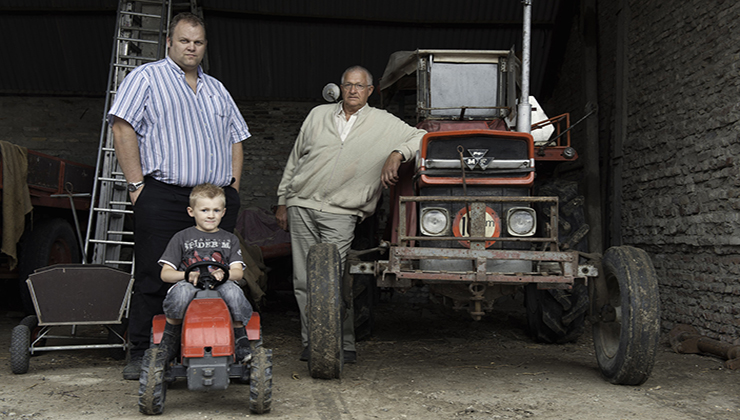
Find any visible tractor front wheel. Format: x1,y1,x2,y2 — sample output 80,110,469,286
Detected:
306,243,343,379
592,246,660,385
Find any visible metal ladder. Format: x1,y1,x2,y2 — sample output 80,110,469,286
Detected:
84,0,171,271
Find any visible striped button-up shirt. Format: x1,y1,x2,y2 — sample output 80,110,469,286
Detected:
108,57,250,187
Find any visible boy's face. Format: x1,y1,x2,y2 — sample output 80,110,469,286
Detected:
187,196,226,233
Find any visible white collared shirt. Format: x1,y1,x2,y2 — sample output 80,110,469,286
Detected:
335,103,368,142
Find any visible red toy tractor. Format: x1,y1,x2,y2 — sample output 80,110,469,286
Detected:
138,261,272,415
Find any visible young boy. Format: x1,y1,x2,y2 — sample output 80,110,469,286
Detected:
156,183,253,363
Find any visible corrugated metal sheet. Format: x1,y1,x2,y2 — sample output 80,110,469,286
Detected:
1,0,568,99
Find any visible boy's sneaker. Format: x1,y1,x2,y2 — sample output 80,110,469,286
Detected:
235,336,252,363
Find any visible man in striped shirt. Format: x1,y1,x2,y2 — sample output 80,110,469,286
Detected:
108,12,250,380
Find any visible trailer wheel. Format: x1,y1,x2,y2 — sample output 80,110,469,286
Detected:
593,246,660,385
18,218,80,314
138,347,168,415
249,347,273,414
10,324,31,374
306,243,343,379
525,283,589,344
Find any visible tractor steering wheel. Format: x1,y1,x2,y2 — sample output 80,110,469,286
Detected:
183,260,231,290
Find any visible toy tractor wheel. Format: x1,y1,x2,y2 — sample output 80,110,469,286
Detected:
10,324,32,374
249,346,273,414
306,243,343,379
592,246,660,385
138,347,168,415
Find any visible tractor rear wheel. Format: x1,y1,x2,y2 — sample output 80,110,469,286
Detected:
249,347,273,414
306,243,343,379
593,246,660,385
352,273,378,342
138,347,168,415
525,283,589,344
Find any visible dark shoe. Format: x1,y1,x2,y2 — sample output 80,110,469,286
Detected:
158,323,181,362
344,350,357,364
123,355,143,380
235,336,252,363
300,347,309,362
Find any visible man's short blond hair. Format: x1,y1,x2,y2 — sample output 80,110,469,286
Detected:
189,183,225,208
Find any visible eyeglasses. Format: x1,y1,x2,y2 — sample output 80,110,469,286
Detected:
340,83,370,91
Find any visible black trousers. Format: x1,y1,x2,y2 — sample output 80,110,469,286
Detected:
128,178,240,357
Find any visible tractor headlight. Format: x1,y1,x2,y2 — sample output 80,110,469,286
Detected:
506,207,536,236
420,208,449,236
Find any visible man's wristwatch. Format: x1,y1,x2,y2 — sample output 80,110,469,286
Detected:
392,150,405,161
127,181,145,192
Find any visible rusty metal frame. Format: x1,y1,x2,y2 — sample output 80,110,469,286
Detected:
379,195,580,288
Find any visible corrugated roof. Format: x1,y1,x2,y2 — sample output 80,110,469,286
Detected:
1,0,568,100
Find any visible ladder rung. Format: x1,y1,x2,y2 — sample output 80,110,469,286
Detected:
119,27,162,35
90,239,135,246
120,11,164,19
118,54,160,62
97,177,126,183
105,260,134,266
117,36,160,45
94,208,134,215
108,230,134,236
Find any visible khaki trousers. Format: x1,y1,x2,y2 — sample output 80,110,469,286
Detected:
288,206,357,351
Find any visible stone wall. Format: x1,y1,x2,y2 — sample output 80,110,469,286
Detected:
545,0,740,343
0,96,317,212
621,0,740,343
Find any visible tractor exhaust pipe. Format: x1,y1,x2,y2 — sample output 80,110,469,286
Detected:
516,0,532,134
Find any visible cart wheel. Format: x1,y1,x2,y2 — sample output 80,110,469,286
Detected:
307,243,343,379
17,218,80,314
10,324,31,374
593,246,660,385
138,347,168,415
19,314,46,349
249,347,273,414
107,319,128,360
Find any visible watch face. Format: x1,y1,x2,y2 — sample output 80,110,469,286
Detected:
127,184,136,192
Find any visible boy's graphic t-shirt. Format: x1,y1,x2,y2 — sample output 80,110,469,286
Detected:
159,226,245,272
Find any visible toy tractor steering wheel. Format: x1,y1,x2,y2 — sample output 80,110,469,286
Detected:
184,260,231,290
